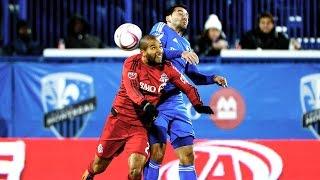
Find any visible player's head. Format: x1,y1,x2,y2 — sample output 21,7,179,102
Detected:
139,35,163,66
165,4,189,32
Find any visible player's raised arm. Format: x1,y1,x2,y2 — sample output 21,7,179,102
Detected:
185,63,228,87
165,62,214,114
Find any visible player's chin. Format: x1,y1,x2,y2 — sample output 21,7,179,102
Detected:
181,23,188,28
155,57,162,64
155,54,162,61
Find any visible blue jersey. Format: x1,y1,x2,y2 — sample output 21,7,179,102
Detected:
148,22,217,145
150,22,216,93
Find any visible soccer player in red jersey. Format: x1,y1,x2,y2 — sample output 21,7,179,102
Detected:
81,35,213,180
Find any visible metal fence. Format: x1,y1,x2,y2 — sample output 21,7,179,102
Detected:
1,0,319,49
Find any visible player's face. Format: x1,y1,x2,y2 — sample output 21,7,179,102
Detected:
146,39,163,64
259,17,274,34
168,7,189,30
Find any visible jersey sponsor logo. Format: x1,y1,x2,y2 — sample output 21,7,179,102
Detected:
210,88,245,129
158,83,167,93
0,141,26,180
128,72,137,79
300,73,320,138
41,72,96,138
159,140,283,180
140,82,156,93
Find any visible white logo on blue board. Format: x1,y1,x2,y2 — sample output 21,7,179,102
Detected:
300,74,320,113
41,72,95,138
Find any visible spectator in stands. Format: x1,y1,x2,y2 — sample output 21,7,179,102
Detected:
193,14,228,57
239,12,300,50
65,14,105,48
3,20,42,56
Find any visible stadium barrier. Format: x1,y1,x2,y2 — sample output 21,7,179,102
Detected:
0,138,319,180
42,48,320,59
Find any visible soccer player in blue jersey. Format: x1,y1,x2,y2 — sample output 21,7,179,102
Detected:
143,4,228,180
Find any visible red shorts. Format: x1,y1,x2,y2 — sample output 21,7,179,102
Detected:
95,114,149,159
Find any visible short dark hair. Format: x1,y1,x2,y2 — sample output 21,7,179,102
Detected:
165,4,188,17
138,35,158,50
258,12,274,24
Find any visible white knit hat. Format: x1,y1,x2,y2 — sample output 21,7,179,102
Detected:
204,14,222,31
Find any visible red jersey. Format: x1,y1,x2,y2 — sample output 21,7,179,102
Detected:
112,53,203,126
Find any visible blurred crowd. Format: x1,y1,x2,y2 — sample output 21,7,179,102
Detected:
0,12,300,57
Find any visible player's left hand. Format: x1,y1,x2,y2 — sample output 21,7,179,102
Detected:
181,51,199,65
141,101,159,122
194,105,214,114
213,75,228,88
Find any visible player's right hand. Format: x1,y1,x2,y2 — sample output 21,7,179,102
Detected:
213,75,228,88
181,51,199,65
193,105,214,114
141,100,159,121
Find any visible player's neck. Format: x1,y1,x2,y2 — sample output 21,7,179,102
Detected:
167,23,184,36
141,56,159,67
141,56,148,65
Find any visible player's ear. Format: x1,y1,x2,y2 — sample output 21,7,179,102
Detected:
166,15,171,23
140,49,146,56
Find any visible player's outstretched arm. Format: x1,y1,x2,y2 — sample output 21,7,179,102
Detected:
185,64,228,87
165,63,214,114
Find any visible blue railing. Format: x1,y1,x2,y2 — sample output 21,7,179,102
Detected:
1,0,319,49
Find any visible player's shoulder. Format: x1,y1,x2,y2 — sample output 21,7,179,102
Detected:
163,61,181,76
163,60,174,69
151,22,167,32
124,53,141,68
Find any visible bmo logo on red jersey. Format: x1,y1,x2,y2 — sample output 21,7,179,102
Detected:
159,140,283,180
140,82,156,93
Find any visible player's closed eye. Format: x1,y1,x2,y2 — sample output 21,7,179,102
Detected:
177,11,188,18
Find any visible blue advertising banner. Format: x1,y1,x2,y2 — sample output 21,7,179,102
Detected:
5,62,320,139
0,63,11,137
190,64,320,139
